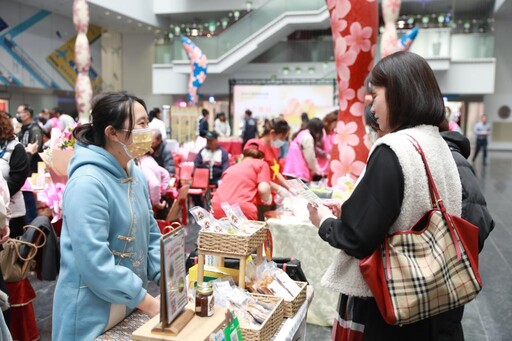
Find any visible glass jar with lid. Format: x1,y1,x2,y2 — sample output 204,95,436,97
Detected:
195,282,214,317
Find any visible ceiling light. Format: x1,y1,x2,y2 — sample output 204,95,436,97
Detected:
208,21,216,34
191,29,198,36
174,26,181,35
308,67,315,74
209,96,215,103
155,29,160,34
105,11,110,15
221,17,229,29
127,19,132,23
295,67,302,74
234,11,240,20
147,26,152,31
137,23,142,27
246,0,253,12
282,67,289,75
116,15,121,20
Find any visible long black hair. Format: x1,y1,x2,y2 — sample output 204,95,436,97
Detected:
305,118,324,144
73,92,147,147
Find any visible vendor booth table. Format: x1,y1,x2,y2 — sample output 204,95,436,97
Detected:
96,288,314,341
266,215,339,326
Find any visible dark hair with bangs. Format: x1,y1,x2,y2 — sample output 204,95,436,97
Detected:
369,51,445,130
261,118,290,137
73,92,147,147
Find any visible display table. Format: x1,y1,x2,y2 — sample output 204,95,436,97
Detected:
96,288,314,341
267,215,339,326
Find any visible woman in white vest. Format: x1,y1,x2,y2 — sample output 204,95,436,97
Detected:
308,52,462,340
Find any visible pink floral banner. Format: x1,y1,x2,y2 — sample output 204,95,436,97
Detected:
327,0,378,186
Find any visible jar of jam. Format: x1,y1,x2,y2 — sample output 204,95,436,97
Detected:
195,282,214,317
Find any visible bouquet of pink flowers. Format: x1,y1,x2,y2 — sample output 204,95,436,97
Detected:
39,126,76,184
38,126,76,222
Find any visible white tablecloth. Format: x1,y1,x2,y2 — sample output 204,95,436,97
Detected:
268,216,339,326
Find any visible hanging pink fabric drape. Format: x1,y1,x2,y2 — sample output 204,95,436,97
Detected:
326,0,378,186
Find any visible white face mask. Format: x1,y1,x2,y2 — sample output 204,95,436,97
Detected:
117,127,153,159
272,139,285,148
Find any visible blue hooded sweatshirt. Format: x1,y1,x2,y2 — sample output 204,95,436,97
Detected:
52,144,161,340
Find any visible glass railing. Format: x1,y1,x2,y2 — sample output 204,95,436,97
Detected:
251,40,335,63
154,0,327,63
450,33,495,60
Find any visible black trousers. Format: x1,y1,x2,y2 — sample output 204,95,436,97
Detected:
473,137,488,163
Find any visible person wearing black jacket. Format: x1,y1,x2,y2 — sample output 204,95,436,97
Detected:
16,104,43,174
198,108,209,138
1,112,30,237
436,128,495,341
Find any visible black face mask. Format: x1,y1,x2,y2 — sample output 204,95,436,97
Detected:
15,114,22,123
38,116,48,125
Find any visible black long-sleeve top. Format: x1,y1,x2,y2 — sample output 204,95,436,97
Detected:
318,145,404,259
6,143,30,197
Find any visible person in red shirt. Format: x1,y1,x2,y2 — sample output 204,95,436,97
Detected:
257,119,291,193
211,139,272,221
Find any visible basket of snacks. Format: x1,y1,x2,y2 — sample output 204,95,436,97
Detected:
213,279,284,341
192,204,268,256
240,294,284,341
246,260,307,318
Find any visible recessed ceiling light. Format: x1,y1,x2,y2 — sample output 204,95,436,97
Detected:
105,11,110,15
116,15,121,20
127,19,132,23
137,23,142,27
147,26,152,30
155,29,160,34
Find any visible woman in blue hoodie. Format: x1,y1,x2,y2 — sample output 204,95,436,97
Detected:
52,93,161,340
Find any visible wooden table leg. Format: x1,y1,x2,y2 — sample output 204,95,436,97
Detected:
239,256,246,289
197,253,205,284
256,244,263,264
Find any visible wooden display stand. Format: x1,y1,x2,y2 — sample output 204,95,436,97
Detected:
196,244,264,289
133,304,228,341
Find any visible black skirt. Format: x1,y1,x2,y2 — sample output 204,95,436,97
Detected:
333,294,440,341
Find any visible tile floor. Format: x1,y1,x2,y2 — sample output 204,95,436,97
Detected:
27,151,512,340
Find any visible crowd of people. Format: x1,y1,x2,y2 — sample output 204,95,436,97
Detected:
0,51,497,340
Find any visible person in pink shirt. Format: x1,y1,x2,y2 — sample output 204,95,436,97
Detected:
283,118,324,182
317,112,338,174
139,154,170,212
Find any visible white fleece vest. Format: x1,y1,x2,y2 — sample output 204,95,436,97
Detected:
0,140,26,219
321,125,462,297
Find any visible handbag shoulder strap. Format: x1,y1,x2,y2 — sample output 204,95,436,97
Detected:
405,135,445,212
22,224,48,249
8,239,38,262
406,135,462,259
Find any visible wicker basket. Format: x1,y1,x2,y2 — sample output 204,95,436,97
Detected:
283,281,307,318
198,221,267,256
240,294,284,341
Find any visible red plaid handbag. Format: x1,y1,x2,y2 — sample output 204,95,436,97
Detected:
359,136,482,325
